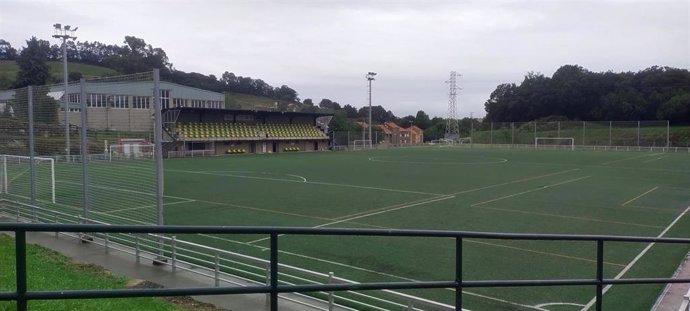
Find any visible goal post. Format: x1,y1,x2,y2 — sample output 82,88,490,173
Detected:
0,154,56,203
535,137,575,150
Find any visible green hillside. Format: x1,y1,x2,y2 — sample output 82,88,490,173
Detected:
225,92,295,110
0,60,117,89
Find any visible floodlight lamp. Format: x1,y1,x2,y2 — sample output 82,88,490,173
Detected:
64,25,71,30
72,27,78,31
54,23,61,29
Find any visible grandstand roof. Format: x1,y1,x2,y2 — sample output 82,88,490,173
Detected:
164,107,333,117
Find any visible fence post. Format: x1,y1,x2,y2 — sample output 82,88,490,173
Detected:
533,121,537,148
105,233,109,254
80,78,89,223
456,237,463,311
667,120,670,149
595,240,604,311
28,86,36,220
135,234,141,264
153,69,165,259
328,272,335,311
270,233,279,311
490,122,494,147
582,121,586,147
557,121,561,138
16,230,27,311
214,252,220,287
407,300,414,311
511,123,515,147
265,263,271,311
54,211,59,238
609,121,612,147
171,236,177,272
637,121,640,147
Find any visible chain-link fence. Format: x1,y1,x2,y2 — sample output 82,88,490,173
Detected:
330,120,690,151
0,71,163,226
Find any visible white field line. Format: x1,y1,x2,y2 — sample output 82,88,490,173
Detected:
58,179,335,221
245,195,455,245
200,170,308,183
448,168,581,196
56,180,191,201
470,176,591,207
101,199,196,215
536,302,585,308
581,205,690,311
477,205,664,229
167,168,442,196
621,186,659,206
642,156,667,163
196,233,545,311
600,152,663,165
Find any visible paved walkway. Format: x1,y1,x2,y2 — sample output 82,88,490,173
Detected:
0,218,348,311
654,251,690,311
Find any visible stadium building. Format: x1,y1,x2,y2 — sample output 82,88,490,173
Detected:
0,81,332,156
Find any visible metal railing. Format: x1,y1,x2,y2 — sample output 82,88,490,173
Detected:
3,222,690,311
0,199,453,311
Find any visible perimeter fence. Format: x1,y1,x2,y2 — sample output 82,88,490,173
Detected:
0,71,161,226
332,120,690,151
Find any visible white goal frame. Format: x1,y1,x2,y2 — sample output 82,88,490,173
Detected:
352,140,373,150
1,154,56,203
535,137,575,150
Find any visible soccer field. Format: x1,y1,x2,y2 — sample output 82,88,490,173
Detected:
158,146,690,310
5,146,690,310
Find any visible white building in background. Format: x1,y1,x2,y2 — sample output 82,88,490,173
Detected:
0,81,225,132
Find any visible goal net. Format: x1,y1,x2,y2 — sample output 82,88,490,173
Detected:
352,140,372,150
0,155,55,203
109,143,155,161
535,137,575,150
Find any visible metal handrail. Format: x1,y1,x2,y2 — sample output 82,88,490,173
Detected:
2,223,690,311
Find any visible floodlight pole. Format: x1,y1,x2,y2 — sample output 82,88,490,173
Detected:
366,72,376,148
53,24,77,161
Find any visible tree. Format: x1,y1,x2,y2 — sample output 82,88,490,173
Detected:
0,39,17,60
657,94,690,123
303,98,314,106
13,37,51,88
342,104,358,118
414,110,431,129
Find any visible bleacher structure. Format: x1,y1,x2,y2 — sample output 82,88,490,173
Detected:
163,107,332,156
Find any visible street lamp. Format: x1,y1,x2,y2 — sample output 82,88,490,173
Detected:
366,72,376,148
53,23,77,160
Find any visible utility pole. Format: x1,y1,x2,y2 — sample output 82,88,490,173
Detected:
53,23,78,160
366,72,376,148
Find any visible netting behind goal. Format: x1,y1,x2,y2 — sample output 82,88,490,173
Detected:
109,143,155,161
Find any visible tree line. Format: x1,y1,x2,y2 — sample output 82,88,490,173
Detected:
484,65,690,123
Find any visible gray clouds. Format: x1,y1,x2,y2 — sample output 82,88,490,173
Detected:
1,0,688,118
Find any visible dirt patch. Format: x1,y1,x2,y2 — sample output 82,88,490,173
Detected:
127,280,230,311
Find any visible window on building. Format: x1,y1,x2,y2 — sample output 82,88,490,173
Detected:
173,98,185,108
133,96,150,109
111,95,129,109
160,89,170,108
87,94,107,108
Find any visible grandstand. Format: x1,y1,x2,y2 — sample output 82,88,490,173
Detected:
163,107,332,156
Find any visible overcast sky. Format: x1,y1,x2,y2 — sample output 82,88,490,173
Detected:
1,0,688,118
